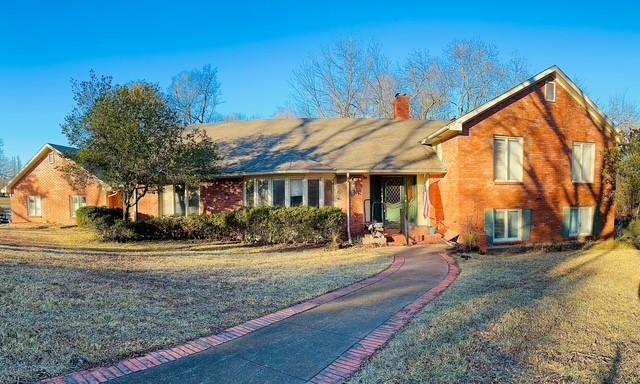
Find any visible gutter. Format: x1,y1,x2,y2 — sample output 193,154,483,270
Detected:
213,168,448,178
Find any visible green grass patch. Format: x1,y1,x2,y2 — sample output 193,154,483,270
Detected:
0,243,396,383
351,242,640,383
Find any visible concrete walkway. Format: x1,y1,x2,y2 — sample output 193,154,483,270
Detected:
107,246,451,384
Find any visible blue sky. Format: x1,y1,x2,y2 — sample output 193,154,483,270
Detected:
2,1,640,161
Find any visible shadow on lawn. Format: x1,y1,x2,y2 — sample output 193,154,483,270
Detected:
354,246,625,384
603,345,623,384
449,248,618,381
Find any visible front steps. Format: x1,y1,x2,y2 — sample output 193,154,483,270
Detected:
362,231,444,246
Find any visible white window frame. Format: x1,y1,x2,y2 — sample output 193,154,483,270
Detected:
289,178,305,207
28,196,42,217
494,136,524,182
48,152,55,164
493,209,522,243
272,178,286,207
160,184,200,216
255,178,270,207
243,176,335,208
545,81,556,102
70,195,87,218
569,206,594,237
572,142,596,183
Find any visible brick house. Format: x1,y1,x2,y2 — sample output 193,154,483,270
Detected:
8,66,616,246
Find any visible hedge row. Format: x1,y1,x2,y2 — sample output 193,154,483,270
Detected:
76,206,345,245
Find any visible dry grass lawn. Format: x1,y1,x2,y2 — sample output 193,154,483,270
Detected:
0,224,229,252
352,242,640,384
0,232,396,383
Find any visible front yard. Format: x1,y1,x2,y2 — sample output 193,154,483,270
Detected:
0,232,396,383
352,242,640,383
0,224,229,252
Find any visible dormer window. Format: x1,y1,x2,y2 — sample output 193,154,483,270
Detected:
545,81,556,102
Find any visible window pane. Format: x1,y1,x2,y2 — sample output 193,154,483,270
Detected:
174,184,186,216
272,179,285,207
257,179,269,207
28,196,42,217
324,180,334,207
570,208,579,236
161,185,174,216
290,179,303,207
582,144,595,182
508,139,523,181
579,207,592,235
507,210,520,238
71,196,87,217
572,144,582,181
546,82,556,101
494,211,505,239
308,179,320,207
187,187,200,215
245,179,255,208
494,138,507,180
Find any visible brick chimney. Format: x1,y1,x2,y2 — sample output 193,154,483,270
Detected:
393,93,411,120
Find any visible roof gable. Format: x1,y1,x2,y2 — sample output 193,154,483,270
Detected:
422,66,615,145
6,143,79,190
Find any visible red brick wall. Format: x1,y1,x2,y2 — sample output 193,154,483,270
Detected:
135,191,159,221
10,149,108,225
201,179,244,213
433,76,616,243
335,175,365,237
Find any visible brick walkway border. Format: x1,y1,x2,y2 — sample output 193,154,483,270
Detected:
41,253,408,384
309,253,460,384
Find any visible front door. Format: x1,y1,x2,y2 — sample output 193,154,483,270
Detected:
383,177,404,228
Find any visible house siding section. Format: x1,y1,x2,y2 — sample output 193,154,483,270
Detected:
433,77,616,244
335,175,366,236
10,149,108,225
135,191,159,221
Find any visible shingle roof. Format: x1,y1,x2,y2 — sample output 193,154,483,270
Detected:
47,143,78,156
198,118,448,175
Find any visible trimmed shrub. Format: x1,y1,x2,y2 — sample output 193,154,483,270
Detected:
242,206,344,245
623,219,640,238
89,206,345,245
76,206,123,230
622,219,640,248
103,220,138,242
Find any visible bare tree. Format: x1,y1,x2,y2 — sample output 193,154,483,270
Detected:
0,141,20,190
290,38,529,120
290,39,371,118
0,139,7,185
442,39,530,117
608,93,640,134
400,51,449,120
168,64,222,126
363,43,398,119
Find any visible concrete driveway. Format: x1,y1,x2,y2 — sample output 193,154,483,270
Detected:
111,246,451,384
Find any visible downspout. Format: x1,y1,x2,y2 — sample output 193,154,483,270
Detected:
346,172,352,245
404,176,410,247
